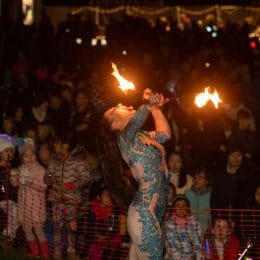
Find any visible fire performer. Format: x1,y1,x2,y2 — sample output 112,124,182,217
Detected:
100,88,171,259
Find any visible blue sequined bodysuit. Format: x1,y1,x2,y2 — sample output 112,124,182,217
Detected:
117,105,170,259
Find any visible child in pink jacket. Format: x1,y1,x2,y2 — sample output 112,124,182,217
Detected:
12,138,49,257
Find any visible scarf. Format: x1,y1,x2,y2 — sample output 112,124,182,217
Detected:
173,214,191,228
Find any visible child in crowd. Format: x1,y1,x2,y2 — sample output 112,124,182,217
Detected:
11,138,49,257
164,194,204,259
168,152,193,194
77,186,121,259
36,122,54,145
228,109,257,159
24,128,37,143
185,165,212,238
244,183,260,259
204,217,240,260
38,143,53,167
46,134,90,259
0,134,19,243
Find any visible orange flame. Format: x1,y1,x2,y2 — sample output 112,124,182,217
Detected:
194,87,222,109
111,62,135,94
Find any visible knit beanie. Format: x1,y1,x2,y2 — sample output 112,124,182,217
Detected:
18,138,36,156
0,134,14,152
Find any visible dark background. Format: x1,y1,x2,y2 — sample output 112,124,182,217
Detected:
42,0,260,7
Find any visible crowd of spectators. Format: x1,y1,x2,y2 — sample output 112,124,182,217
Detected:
0,8,259,259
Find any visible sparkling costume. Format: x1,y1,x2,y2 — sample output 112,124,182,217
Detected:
117,105,170,259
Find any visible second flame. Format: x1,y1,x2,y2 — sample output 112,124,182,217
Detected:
194,87,222,109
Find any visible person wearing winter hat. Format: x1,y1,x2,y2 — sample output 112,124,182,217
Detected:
0,134,15,200
0,134,18,244
0,134,14,158
164,194,205,259
18,137,36,157
11,138,49,258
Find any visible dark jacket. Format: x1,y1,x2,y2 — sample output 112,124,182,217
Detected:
210,163,250,210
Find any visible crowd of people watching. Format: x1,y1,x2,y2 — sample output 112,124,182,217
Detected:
0,8,259,259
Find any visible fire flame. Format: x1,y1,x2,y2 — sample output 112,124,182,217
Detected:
194,87,222,109
111,62,135,94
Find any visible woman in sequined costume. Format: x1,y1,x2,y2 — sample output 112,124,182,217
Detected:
100,89,171,259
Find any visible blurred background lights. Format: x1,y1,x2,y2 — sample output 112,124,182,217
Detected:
249,40,257,49
165,24,171,32
211,31,218,38
91,35,107,46
75,38,83,45
206,26,212,32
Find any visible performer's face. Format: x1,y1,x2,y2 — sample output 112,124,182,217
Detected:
104,103,136,131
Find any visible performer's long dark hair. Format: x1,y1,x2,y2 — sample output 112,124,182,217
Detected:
98,116,137,210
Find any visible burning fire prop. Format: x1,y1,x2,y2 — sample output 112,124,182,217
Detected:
111,63,222,110
194,87,222,109
111,62,135,94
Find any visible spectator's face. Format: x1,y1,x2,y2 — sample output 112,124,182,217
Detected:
26,129,37,142
174,199,189,218
238,117,251,130
168,154,182,173
53,141,69,158
15,107,23,121
61,89,72,102
227,151,243,168
38,145,51,166
193,171,209,189
76,92,88,109
100,189,113,206
37,125,50,142
213,219,230,240
0,148,14,163
22,150,37,166
50,96,61,110
255,187,260,204
3,117,15,135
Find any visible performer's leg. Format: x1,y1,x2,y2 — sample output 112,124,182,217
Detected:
127,206,162,260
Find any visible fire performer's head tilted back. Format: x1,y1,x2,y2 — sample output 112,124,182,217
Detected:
99,88,171,259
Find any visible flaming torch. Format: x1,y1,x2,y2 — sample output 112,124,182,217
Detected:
194,87,222,109
111,62,135,94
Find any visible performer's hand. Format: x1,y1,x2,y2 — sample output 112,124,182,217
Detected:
143,89,168,107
